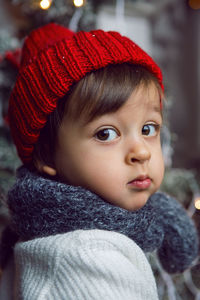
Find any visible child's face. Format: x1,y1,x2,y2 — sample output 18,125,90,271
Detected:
47,81,164,211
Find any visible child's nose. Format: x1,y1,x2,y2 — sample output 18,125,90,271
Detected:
125,140,151,165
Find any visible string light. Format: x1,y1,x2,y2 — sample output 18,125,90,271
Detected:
73,0,85,8
40,0,52,10
194,196,200,210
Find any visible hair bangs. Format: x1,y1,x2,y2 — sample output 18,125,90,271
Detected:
65,64,157,124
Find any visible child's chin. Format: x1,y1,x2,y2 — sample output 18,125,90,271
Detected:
119,198,148,211
127,193,152,211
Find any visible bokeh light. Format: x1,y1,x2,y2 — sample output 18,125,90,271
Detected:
73,0,84,8
188,0,200,9
194,197,200,210
40,0,52,10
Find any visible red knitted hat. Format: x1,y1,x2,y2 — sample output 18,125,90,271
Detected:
8,23,163,164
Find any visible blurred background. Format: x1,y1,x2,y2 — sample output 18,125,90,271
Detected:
0,0,199,299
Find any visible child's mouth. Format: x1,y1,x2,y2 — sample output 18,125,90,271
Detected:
128,175,151,189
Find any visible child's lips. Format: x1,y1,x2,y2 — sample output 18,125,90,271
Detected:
128,175,151,189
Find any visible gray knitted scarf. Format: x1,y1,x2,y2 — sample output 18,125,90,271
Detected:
6,166,199,274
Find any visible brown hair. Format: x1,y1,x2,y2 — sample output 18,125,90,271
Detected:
32,63,162,169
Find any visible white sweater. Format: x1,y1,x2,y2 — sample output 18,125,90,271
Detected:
0,229,159,300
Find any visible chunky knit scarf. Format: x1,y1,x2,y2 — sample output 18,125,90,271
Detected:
4,166,199,273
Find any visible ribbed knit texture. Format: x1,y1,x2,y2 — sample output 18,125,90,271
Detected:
7,166,199,274
8,23,163,163
11,230,158,300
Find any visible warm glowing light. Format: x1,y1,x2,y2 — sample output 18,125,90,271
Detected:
195,197,200,210
40,0,52,10
189,0,200,10
73,0,84,7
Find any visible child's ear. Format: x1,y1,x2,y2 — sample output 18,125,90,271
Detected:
42,165,57,176
35,160,57,176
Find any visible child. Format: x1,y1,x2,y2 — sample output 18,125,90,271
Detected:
0,23,198,299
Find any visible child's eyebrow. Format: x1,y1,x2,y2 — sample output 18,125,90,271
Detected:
151,104,163,118
153,105,162,113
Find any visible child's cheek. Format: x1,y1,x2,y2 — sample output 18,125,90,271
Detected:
153,151,165,189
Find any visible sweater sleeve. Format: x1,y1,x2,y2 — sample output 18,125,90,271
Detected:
14,230,159,300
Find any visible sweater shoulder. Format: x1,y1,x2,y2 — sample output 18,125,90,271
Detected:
14,230,158,300
15,229,147,266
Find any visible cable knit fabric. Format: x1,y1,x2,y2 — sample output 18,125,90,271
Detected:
0,230,159,300
6,166,199,274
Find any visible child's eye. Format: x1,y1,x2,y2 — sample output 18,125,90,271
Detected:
142,124,160,136
95,128,119,141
